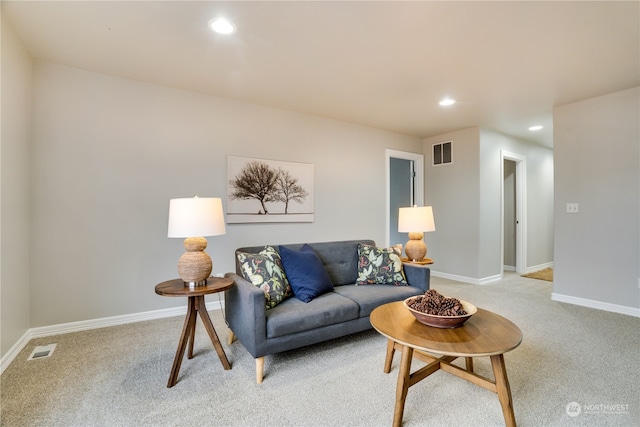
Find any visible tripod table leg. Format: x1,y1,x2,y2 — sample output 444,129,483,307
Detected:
196,296,231,370
167,296,197,388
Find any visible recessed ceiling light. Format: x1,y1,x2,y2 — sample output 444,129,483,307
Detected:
528,125,543,131
209,18,235,35
439,98,456,106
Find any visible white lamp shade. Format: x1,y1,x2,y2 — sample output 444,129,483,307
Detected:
398,206,436,232
167,197,226,238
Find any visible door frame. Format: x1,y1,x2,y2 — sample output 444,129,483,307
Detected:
501,150,527,274
386,149,424,247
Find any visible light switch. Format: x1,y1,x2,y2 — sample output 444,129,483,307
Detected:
566,203,579,213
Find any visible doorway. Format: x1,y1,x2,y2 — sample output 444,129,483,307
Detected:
390,158,413,247
386,150,424,247
501,151,527,274
503,159,517,271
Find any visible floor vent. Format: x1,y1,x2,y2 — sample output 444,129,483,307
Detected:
27,343,57,361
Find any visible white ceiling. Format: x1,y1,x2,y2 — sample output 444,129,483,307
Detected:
3,1,639,148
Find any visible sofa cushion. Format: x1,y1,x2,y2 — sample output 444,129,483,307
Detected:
333,284,423,317
265,291,359,338
237,246,292,309
279,244,334,302
237,240,376,287
356,243,407,286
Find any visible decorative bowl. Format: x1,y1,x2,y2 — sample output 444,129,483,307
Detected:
403,296,477,328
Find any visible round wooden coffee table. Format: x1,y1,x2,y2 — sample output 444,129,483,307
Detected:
155,277,233,388
370,301,522,427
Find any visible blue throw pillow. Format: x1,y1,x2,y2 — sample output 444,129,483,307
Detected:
279,244,334,303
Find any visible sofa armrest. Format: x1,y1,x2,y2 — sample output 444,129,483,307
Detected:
224,272,267,358
403,263,430,292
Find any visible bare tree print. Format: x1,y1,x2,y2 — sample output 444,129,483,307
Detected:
229,161,309,214
228,161,279,214
274,168,309,214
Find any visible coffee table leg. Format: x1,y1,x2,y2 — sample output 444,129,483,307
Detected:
393,345,413,427
490,354,516,427
465,357,474,373
196,296,231,370
167,296,197,388
384,339,396,373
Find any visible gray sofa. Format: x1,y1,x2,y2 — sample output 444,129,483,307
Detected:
224,239,431,383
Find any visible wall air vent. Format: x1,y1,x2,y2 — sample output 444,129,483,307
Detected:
433,141,452,166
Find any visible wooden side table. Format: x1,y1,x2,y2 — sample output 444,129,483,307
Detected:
155,277,233,388
370,301,522,427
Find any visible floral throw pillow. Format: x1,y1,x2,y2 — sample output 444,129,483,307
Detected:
237,246,292,309
356,243,407,286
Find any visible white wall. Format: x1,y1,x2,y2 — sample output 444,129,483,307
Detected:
553,87,639,312
29,62,423,327
424,128,481,279
0,14,32,360
424,127,554,282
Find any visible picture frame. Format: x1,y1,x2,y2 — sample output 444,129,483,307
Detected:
226,156,314,223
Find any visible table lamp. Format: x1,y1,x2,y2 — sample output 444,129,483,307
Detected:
168,196,226,287
398,206,436,261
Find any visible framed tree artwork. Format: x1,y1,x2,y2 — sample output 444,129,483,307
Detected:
226,156,314,223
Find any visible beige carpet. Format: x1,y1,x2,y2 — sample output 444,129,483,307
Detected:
2,273,638,426
522,267,553,281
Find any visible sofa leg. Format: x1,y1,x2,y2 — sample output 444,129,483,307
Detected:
256,357,264,384
227,330,235,345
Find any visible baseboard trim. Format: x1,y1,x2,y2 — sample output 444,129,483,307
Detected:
525,262,554,274
1,300,223,375
431,270,502,285
551,293,640,317
0,332,32,376
503,262,554,274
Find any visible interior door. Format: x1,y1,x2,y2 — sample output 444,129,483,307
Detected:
503,159,517,270
501,150,527,274
386,149,424,247
389,158,413,247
